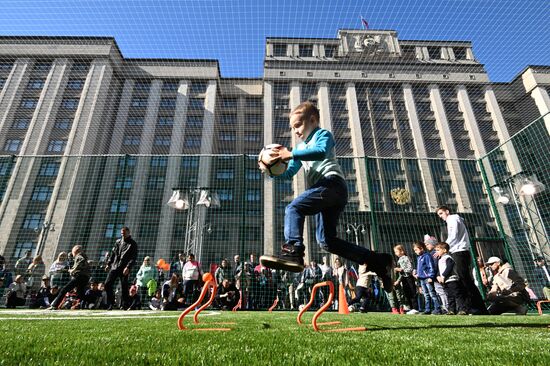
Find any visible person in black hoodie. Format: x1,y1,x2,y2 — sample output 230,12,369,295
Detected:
104,227,138,310
48,245,90,310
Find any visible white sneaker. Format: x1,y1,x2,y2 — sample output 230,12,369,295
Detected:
406,309,420,315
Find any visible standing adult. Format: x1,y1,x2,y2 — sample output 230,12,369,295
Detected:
48,245,90,310
181,253,202,305
104,227,138,310
436,205,488,314
15,250,32,276
534,256,550,299
170,252,186,278
49,252,69,287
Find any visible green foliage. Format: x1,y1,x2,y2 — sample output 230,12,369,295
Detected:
0,311,548,365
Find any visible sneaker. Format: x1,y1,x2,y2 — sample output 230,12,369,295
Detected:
391,307,400,314
371,253,394,292
260,244,304,272
399,307,405,315
406,309,420,315
46,306,57,311
447,311,455,315
457,310,468,315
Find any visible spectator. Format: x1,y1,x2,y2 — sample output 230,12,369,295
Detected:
26,255,45,293
424,235,447,314
104,227,138,310
15,250,32,276
149,289,162,311
332,257,349,310
534,256,550,300
136,256,156,303
48,245,91,310
215,279,240,310
237,262,254,309
126,285,141,310
5,275,27,308
524,281,538,302
436,205,488,314
97,283,108,309
304,260,322,307
215,258,232,285
0,255,13,297
412,241,442,315
233,255,242,279
473,257,492,293
162,274,184,310
30,275,52,309
49,252,69,287
348,264,371,313
393,244,417,315
485,257,529,315
249,253,259,269
435,242,468,315
82,281,103,309
181,254,202,306
170,252,186,278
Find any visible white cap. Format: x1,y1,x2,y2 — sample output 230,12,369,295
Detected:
485,256,501,265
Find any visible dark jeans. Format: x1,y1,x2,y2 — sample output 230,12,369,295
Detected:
451,251,488,314
105,269,129,308
487,294,527,315
444,280,467,313
401,276,418,310
182,280,198,304
6,292,26,308
51,275,90,308
284,176,373,264
349,285,369,310
420,279,441,313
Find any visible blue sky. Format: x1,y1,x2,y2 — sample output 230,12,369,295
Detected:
0,0,548,81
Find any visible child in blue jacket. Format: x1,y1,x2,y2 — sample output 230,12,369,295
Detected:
412,241,442,315
259,101,393,291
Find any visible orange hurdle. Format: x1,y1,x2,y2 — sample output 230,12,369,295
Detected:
297,281,367,332
177,279,233,331
536,300,550,315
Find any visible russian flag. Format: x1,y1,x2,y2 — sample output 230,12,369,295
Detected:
361,16,369,29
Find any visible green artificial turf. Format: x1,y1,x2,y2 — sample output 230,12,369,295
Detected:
0,310,548,365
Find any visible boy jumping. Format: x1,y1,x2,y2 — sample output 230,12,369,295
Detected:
259,101,394,291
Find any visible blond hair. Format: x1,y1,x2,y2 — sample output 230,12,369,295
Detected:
290,101,320,126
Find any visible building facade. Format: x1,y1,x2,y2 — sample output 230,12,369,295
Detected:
0,30,548,270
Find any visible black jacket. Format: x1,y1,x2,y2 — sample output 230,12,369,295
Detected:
107,236,138,271
535,265,550,287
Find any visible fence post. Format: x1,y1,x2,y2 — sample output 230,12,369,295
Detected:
364,157,379,251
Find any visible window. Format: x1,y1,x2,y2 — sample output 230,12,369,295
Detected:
246,98,262,108
123,136,140,146
246,189,260,201
220,114,236,124
147,176,165,189
273,44,287,57
71,63,89,72
14,242,36,259
454,47,467,60
4,139,21,152
216,170,234,179
159,98,176,109
31,186,53,201
371,101,390,112
189,98,204,109
299,44,313,57
154,136,171,146
0,62,13,71
47,140,66,153
0,78,5,89
246,169,261,180
400,45,416,58
427,46,441,59
163,82,178,91
182,157,199,168
34,62,51,71
185,136,201,147
150,157,168,167
118,156,137,167
23,213,44,229
190,82,207,94
222,98,238,108
247,114,262,124
158,117,174,126
39,162,60,176
104,223,124,238
131,98,147,108
21,99,38,109
55,118,71,129
27,79,45,89
61,98,79,110
187,116,202,127
0,161,12,176
134,81,150,92
67,79,84,90
219,132,236,141
324,45,336,58
244,133,261,142
127,117,144,126
12,118,30,129
110,200,128,213
114,177,133,189
218,189,233,201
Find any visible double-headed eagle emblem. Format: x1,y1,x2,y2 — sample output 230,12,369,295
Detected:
390,188,411,205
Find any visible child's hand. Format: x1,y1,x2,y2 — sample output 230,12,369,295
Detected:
437,276,444,283
394,267,402,272
427,278,432,283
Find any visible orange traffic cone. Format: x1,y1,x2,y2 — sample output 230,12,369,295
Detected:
338,284,350,314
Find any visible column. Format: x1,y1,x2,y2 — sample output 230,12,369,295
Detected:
529,87,550,135
402,84,439,210
263,81,276,256
345,82,369,211
317,82,333,131
429,84,472,212
154,81,189,261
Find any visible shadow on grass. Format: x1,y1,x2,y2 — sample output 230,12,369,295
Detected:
365,322,549,332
